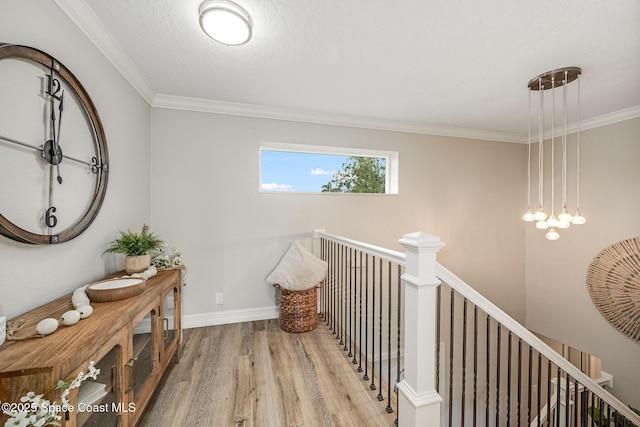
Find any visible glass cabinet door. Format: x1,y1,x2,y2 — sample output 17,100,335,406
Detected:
163,287,179,350
76,345,120,427
129,308,156,402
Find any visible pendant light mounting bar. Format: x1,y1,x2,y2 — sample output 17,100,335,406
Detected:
528,67,581,91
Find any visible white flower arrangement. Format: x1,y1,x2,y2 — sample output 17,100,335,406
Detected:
150,244,184,269
3,362,100,427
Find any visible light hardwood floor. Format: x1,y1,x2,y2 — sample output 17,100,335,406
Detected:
137,319,397,427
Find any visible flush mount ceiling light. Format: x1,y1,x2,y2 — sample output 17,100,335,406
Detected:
199,0,252,46
522,67,586,241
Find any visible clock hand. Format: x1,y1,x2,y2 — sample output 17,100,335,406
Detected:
46,66,63,184
0,134,104,171
53,90,64,184
0,134,41,151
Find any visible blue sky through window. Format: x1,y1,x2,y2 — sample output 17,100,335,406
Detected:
260,150,350,192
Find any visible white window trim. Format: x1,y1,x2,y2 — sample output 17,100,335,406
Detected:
259,141,398,194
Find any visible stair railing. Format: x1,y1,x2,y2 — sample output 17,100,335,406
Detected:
436,264,640,426
313,230,640,427
314,230,406,424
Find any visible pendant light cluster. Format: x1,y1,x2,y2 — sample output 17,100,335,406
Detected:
522,67,585,240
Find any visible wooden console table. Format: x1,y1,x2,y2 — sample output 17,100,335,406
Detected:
0,268,182,426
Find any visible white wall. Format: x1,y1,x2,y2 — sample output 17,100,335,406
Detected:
525,118,640,406
150,108,526,325
0,1,152,319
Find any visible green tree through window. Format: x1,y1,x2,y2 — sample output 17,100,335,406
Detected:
321,156,386,193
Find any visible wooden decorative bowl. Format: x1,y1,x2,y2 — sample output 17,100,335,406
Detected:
86,278,146,302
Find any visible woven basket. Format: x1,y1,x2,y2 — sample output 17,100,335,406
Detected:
274,284,320,333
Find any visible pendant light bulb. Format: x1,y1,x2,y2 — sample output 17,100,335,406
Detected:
546,228,560,240
536,220,549,230
572,210,586,225
547,215,559,228
533,210,547,222
523,210,535,222
558,209,573,223
557,219,571,229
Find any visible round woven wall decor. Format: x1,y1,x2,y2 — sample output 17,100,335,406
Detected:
586,237,640,342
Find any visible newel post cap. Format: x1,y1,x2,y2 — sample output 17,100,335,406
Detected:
398,231,445,252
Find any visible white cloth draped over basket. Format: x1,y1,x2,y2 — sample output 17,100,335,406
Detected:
266,241,327,291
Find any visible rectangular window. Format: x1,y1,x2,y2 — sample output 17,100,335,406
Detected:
260,142,398,194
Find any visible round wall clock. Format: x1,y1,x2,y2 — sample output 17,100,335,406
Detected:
0,44,109,244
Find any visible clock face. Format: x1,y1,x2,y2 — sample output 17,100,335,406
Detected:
0,45,108,244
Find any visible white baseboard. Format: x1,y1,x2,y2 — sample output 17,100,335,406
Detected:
183,305,279,329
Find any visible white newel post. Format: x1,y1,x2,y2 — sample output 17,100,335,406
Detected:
397,232,445,427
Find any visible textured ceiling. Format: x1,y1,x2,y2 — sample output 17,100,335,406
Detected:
62,0,640,140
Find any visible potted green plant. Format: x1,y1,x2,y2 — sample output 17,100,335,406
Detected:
105,224,163,274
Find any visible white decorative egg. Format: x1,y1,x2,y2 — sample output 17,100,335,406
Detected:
72,293,91,308
36,318,59,335
61,310,81,326
76,305,94,319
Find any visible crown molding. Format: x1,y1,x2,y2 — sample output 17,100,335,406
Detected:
152,93,527,143
573,105,640,133
528,105,640,142
53,0,156,104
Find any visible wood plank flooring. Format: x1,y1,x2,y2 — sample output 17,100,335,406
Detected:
137,319,397,427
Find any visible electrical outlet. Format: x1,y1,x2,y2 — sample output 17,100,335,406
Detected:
215,293,223,305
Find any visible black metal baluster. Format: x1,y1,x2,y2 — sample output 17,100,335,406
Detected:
546,360,551,427
336,242,340,336
342,244,348,351
462,297,468,426
591,393,596,427
496,323,501,427
449,288,455,427
324,238,328,322
370,255,376,391
396,262,402,424
338,244,343,345
507,331,512,426
436,285,441,394
363,253,370,382
385,260,393,412
486,315,491,427
320,238,325,321
556,366,561,426
517,338,522,427
528,346,533,426
598,397,604,427
582,387,589,427
573,378,579,427
327,240,331,328
537,352,541,427
565,373,570,427
326,238,330,323
358,250,364,372
377,259,384,400
331,241,336,333
351,249,357,364
473,305,478,427
347,247,352,354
